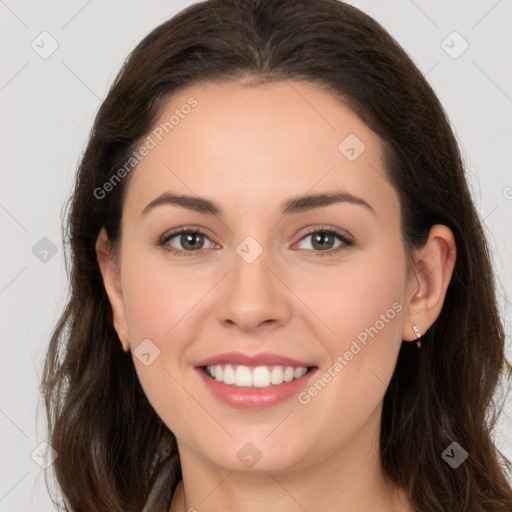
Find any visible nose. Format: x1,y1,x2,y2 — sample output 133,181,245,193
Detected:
216,244,292,333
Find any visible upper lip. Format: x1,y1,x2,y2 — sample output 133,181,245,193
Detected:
195,352,315,368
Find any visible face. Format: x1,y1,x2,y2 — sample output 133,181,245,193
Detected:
104,80,414,473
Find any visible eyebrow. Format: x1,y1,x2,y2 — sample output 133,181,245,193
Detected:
141,191,376,217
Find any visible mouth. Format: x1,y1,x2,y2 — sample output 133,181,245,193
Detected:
201,364,316,388
194,352,318,409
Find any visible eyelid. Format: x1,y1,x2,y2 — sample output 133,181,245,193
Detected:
295,224,353,242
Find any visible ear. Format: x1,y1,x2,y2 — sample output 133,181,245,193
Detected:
402,224,457,342
96,227,130,351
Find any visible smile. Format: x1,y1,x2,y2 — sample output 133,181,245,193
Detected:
203,364,311,388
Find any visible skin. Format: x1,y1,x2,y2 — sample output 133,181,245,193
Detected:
96,79,456,512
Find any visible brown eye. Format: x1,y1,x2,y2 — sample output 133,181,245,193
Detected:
159,228,215,257
173,232,206,251
294,227,353,256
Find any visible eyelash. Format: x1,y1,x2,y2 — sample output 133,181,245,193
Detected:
156,225,354,258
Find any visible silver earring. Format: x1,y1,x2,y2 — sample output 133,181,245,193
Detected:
412,325,422,349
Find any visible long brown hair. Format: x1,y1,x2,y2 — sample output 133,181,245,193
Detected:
41,0,512,510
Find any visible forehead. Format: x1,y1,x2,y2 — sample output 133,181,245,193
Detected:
123,80,397,219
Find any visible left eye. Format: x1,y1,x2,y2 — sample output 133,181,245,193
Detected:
295,230,349,252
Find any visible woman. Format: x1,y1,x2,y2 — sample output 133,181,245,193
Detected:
41,0,512,510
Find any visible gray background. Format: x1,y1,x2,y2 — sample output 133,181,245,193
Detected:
1,0,511,510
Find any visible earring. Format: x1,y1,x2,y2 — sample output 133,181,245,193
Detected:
121,341,130,352
412,325,422,349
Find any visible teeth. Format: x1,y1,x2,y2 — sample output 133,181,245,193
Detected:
234,365,252,386
223,364,235,384
252,366,271,388
270,366,284,385
204,364,309,388
294,367,307,379
284,367,295,382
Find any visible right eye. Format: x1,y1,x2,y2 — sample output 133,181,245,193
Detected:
158,227,217,257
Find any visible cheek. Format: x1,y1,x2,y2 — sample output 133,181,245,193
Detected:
119,254,208,436
334,264,404,346
294,248,406,350
121,250,208,342
294,245,406,410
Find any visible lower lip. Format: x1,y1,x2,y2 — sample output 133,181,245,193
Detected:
196,367,318,409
